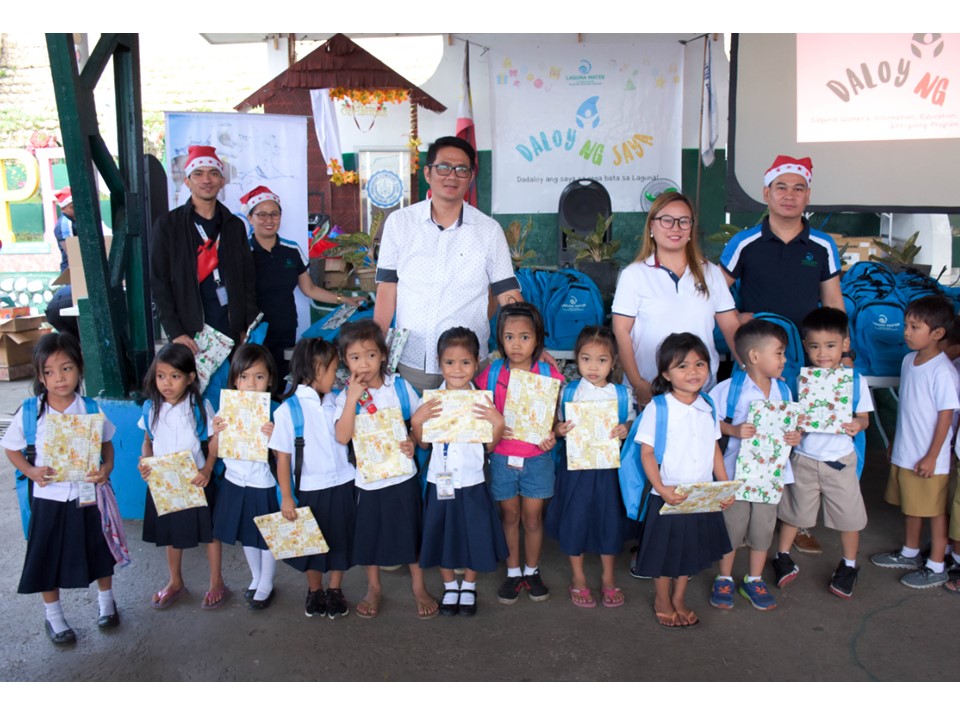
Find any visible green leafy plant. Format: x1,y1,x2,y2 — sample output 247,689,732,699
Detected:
563,213,620,262
503,217,536,268
321,210,385,279
869,230,921,265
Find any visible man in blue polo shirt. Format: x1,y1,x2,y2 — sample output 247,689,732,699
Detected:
720,155,844,556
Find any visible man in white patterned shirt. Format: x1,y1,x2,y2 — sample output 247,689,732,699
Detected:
374,137,522,392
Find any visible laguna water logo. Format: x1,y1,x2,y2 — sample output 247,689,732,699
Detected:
579,59,592,74
566,58,605,86
576,96,600,129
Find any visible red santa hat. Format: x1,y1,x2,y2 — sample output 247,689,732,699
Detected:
240,185,281,212
764,155,813,187
54,186,73,208
183,145,224,176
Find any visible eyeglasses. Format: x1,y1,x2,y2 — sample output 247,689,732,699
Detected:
426,163,472,178
253,211,281,220
652,215,693,230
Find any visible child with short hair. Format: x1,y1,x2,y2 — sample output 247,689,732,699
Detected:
775,308,873,598
709,319,801,611
872,296,958,589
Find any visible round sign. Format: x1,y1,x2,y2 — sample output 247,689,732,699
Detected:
367,169,404,208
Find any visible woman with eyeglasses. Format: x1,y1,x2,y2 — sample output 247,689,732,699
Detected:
611,191,741,407
242,186,362,379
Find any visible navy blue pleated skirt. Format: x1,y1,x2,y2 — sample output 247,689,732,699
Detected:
352,477,422,567
419,482,508,572
212,480,279,549
284,482,356,573
634,494,732,579
142,481,217,549
18,498,116,594
545,466,626,556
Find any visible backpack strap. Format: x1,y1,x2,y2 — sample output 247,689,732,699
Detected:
193,401,209,456
775,378,791,401
560,379,580,421
614,384,629,425
652,394,669,464
699,391,718,422
81,396,99,414
535,361,552,377
486,359,505,393
852,368,866,479
21,397,39,466
141,400,154,442
393,375,419,422
285,395,305,495
725,371,746,422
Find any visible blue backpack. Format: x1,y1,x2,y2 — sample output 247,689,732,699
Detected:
730,312,803,397
15,395,100,539
840,262,908,376
619,392,717,522
722,373,791,423
540,269,604,350
301,302,375,341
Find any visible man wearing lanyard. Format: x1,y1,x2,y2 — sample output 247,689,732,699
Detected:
150,145,257,351
374,136,522,393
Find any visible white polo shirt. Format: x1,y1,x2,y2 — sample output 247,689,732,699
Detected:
376,199,519,375
426,381,486,489
137,399,215,470
611,258,735,387
795,374,873,463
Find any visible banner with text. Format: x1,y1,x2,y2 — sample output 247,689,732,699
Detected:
490,43,683,214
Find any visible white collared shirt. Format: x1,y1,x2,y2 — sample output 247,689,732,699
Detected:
426,382,487,488
137,399,215,470
566,379,637,423
376,199,518,375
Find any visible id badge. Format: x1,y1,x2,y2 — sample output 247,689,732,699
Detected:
77,482,98,507
436,472,455,500
507,455,524,469
215,285,229,307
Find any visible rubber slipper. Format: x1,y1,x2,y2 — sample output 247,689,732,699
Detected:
600,586,625,608
569,585,597,608
151,586,187,610
654,610,681,628
356,598,380,619
201,585,230,610
678,610,700,627
417,598,439,620
943,579,960,594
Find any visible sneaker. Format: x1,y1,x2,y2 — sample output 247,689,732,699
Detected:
829,562,859,599
870,550,924,569
524,570,550,602
792,528,823,555
497,575,525,605
739,578,777,610
709,577,735,609
325,588,349,619
771,553,799,588
900,565,949,589
304,588,325,617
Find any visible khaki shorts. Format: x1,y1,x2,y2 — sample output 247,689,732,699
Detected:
723,500,778,551
778,453,867,532
951,469,960,539
885,465,949,518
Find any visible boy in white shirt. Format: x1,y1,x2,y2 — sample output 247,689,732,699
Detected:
774,308,873,598
709,320,801,611
872,296,959,589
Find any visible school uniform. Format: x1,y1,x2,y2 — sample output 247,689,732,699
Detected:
212,457,279,551
269,386,356,573
419,382,508,571
334,375,423,566
2,395,118,593
545,380,636,556
632,393,732,578
139,399,217,549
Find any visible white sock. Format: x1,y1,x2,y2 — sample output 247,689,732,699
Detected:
507,566,522,578
460,580,477,605
243,546,262,590
901,545,920,558
253,550,276,601
523,565,538,576
98,588,116,616
44,600,69,633
927,559,945,573
442,580,460,604
843,557,857,568
716,575,734,582
745,575,762,583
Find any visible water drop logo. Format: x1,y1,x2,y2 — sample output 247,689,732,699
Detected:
576,96,601,129
911,33,944,59
579,59,592,75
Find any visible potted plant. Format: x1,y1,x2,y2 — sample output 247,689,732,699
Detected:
563,213,621,297
503,217,537,269
869,230,925,273
321,210,384,292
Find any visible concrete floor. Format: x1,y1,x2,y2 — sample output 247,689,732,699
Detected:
0,376,956,682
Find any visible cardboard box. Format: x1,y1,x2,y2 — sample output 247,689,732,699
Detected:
0,328,43,367
838,237,880,267
323,270,350,289
324,257,346,272
0,307,31,321
0,315,44,333
65,234,113,300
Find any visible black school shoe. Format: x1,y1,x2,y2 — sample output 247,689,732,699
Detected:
97,609,121,629
325,588,350,619
458,588,477,616
771,553,800,588
304,588,326,617
829,561,859,599
439,588,460,616
248,591,274,611
45,620,77,646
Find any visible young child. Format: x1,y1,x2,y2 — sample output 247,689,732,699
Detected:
633,332,734,628
270,337,355,619
334,320,438,619
2,333,126,645
548,326,634,609
211,344,279,610
709,319,801,610
475,302,564,604
411,327,509,616
772,308,873,598
873,296,959,589
138,343,227,610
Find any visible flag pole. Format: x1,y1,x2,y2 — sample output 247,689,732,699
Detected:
696,34,708,219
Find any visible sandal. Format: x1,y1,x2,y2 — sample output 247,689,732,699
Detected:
416,596,439,620
201,585,230,610
944,579,960,594
151,586,187,610
654,610,681,628
678,609,700,627
569,585,597,608
356,598,380,619
601,586,625,608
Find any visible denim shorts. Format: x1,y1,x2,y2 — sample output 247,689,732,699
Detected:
489,452,555,501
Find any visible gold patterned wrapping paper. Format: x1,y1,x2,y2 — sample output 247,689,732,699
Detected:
502,369,560,445
797,366,853,434
659,480,742,515
565,400,620,470
194,324,234,394
218,389,271,462
143,450,207,516
734,400,803,504
353,406,414,483
43,413,105,482
422,389,494,444
254,507,330,560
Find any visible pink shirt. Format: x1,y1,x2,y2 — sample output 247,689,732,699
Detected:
476,361,564,458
